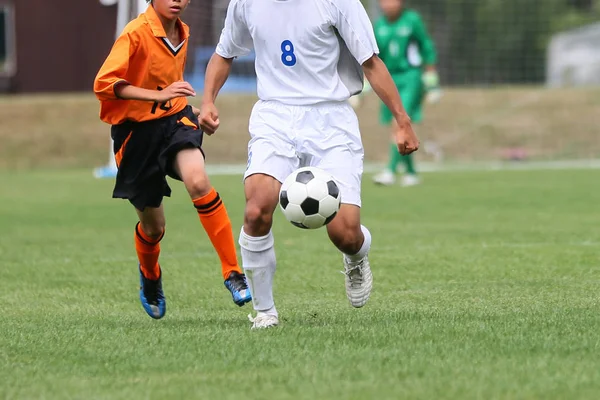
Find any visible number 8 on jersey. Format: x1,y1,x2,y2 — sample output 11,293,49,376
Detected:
281,40,297,67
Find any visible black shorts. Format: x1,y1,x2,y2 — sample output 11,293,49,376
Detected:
111,106,204,211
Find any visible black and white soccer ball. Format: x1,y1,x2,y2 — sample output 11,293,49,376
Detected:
279,167,341,229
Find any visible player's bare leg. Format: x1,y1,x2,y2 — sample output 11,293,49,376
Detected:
173,148,251,306
135,205,167,319
173,148,212,198
326,205,373,308
136,205,166,240
240,173,281,329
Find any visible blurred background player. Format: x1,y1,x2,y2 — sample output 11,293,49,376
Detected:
94,0,251,319
94,0,148,179
372,0,440,187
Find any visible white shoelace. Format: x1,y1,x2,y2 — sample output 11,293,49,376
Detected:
343,260,365,287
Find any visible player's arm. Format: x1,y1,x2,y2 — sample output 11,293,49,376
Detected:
362,56,407,119
358,20,385,97
94,33,134,101
202,54,233,106
331,0,418,154
200,0,252,134
94,33,195,103
116,82,195,102
199,54,233,134
363,56,418,154
412,13,440,98
413,13,437,69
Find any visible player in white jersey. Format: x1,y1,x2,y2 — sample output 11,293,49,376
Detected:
200,0,419,329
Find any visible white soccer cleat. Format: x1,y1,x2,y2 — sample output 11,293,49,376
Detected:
373,170,395,186
343,255,373,308
248,313,279,329
401,174,421,187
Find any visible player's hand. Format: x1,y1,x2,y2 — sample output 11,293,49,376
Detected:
422,70,439,91
394,116,419,155
423,69,442,104
191,106,201,117
156,81,196,103
199,102,220,135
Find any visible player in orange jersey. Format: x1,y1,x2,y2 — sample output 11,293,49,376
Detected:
94,0,251,319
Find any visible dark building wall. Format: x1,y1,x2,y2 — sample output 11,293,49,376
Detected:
0,0,16,91
14,0,116,92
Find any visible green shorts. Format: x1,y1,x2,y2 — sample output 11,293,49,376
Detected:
380,69,424,125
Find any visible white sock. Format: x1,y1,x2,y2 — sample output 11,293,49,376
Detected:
345,225,371,263
239,227,277,317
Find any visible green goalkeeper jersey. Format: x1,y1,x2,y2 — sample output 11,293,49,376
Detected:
374,9,437,75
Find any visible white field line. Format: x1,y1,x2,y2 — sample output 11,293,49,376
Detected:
205,159,600,176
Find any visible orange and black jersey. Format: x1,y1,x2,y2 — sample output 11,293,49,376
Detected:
94,6,190,125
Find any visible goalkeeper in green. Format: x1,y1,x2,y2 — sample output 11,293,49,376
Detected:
372,0,439,186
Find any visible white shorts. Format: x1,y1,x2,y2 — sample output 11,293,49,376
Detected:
244,100,364,206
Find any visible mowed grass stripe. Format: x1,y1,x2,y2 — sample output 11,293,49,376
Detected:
1,168,599,399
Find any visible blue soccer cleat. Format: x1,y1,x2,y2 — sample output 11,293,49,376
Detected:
139,267,166,319
224,271,252,307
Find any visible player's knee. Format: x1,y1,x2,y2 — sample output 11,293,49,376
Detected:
140,220,165,240
185,172,211,199
244,202,274,235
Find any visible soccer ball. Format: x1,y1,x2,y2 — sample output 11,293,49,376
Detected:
279,167,341,229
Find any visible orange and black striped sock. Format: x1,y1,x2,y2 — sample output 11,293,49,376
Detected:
193,188,242,280
135,222,164,280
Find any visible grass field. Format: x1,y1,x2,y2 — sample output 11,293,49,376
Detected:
2,168,600,399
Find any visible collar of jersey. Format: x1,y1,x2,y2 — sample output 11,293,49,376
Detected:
143,5,190,39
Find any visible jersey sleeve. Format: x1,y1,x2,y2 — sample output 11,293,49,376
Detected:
94,32,136,101
373,18,386,62
329,0,379,65
412,13,437,66
215,0,253,58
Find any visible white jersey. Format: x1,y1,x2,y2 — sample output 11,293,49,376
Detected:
216,0,379,105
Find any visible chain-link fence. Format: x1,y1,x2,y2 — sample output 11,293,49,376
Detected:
181,0,600,163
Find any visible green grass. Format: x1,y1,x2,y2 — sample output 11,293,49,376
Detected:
2,168,600,399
